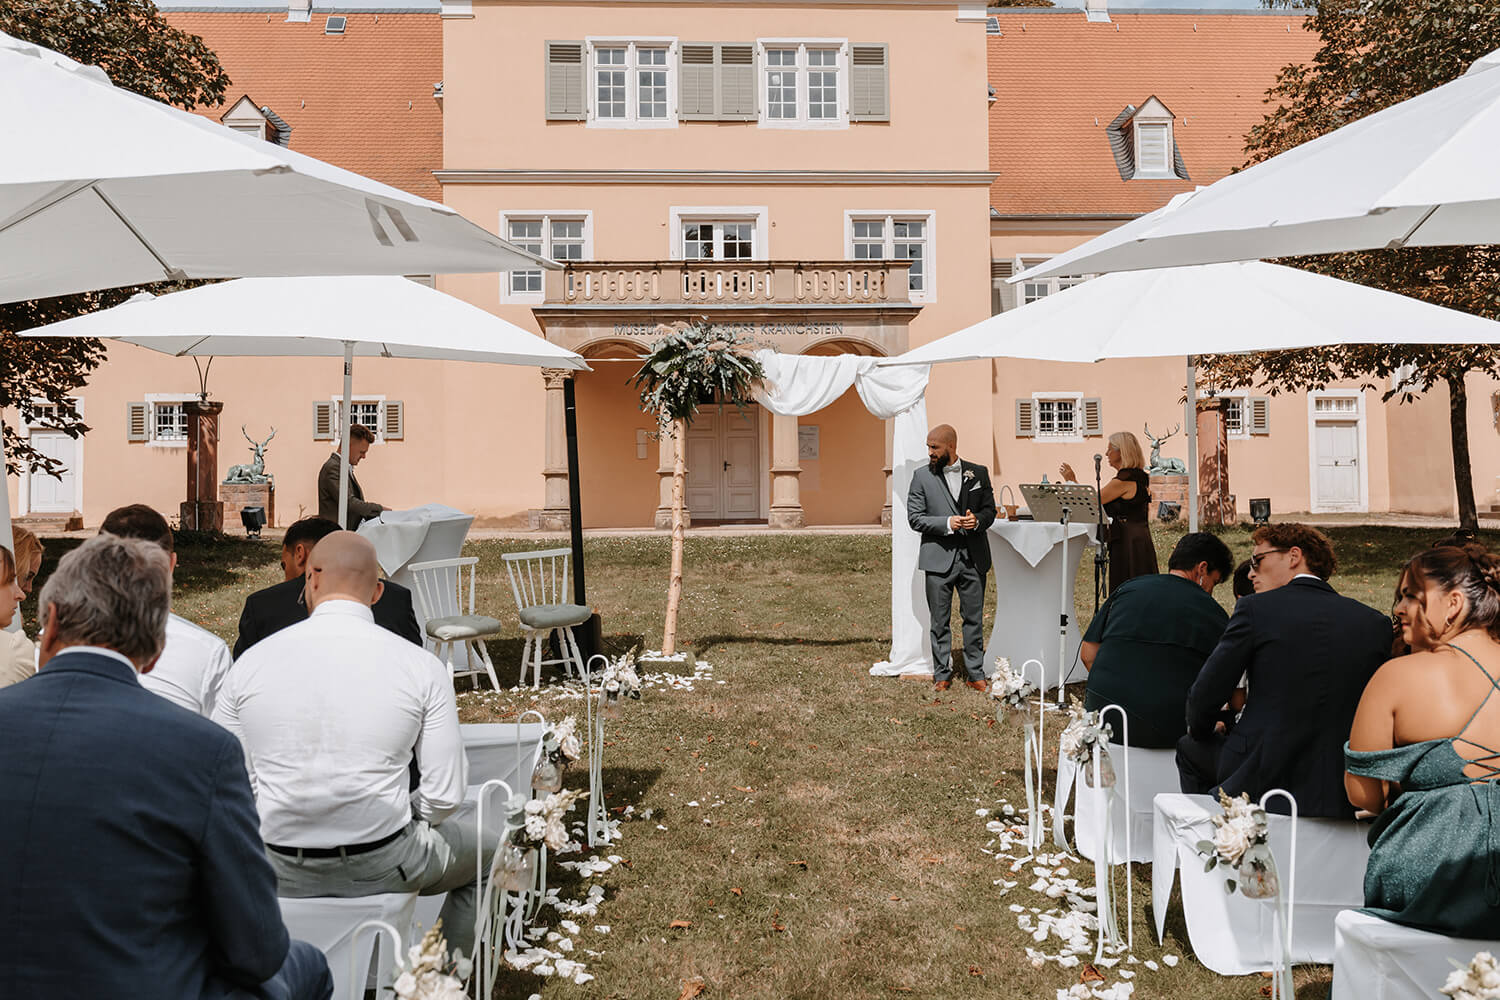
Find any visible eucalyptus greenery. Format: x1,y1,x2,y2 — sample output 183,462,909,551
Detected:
631,321,767,424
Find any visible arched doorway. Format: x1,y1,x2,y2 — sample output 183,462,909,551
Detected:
572,340,661,529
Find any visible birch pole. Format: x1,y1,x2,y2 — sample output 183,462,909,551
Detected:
663,417,687,656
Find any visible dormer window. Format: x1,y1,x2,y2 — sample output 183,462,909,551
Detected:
1105,95,1189,181
220,95,292,147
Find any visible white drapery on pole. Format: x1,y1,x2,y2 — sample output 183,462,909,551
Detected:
752,350,932,676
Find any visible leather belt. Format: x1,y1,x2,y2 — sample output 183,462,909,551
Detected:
266,826,405,859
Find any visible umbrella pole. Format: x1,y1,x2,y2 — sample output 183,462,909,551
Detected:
1186,356,1199,532
339,340,354,530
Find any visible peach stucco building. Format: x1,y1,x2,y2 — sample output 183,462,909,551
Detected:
8,0,1499,528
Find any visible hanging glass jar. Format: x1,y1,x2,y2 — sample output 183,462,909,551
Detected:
603,687,624,719
1236,844,1280,899
532,757,563,794
1081,744,1117,788
995,696,1031,727
498,844,536,893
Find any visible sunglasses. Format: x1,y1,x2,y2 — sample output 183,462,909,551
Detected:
1250,548,1289,570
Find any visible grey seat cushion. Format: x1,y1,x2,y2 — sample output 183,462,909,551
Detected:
425,614,505,641
518,603,592,630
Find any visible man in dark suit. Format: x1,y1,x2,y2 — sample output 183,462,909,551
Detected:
235,515,422,657
0,533,331,1000
1179,523,1390,818
907,423,997,691
317,422,385,531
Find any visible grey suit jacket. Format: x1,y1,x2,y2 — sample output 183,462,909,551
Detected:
907,460,997,575
317,451,382,530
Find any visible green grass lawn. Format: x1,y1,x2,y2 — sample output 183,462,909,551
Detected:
25,523,1469,999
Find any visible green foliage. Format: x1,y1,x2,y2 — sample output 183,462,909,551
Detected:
1203,0,1500,525
632,321,767,426
0,0,231,475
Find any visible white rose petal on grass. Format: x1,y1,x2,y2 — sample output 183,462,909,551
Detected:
1144,960,1159,971
1162,955,1179,967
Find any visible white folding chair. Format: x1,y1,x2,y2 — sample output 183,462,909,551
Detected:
279,892,417,1000
407,556,503,690
500,548,590,689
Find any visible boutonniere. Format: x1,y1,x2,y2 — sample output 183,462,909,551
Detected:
963,470,976,483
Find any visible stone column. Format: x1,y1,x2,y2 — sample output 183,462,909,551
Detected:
653,421,690,530
768,412,805,529
881,418,895,528
180,399,225,532
1196,398,1233,526
538,369,572,531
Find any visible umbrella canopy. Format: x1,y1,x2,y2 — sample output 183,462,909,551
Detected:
881,261,1500,528
20,275,587,525
1013,48,1500,282
0,30,551,303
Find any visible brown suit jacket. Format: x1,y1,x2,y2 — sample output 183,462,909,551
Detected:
317,451,382,530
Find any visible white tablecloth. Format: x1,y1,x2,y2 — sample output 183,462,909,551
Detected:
1152,792,1371,972
1332,909,1499,1000
983,521,1096,690
357,503,474,586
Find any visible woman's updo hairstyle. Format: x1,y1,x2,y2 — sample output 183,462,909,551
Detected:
1402,542,1500,641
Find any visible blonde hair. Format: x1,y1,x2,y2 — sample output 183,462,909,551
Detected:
11,527,42,582
1109,431,1145,470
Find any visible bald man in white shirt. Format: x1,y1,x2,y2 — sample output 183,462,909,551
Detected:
213,532,491,953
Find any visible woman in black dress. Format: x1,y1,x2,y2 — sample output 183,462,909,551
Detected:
1059,430,1158,592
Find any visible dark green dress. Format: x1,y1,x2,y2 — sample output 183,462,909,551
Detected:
1344,646,1500,939
1081,572,1229,749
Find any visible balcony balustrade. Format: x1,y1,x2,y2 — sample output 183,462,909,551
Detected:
543,260,913,307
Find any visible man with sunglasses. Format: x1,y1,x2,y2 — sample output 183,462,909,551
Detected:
1177,523,1390,817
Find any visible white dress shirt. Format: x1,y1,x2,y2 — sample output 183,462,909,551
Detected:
139,613,234,717
213,599,466,847
942,458,964,534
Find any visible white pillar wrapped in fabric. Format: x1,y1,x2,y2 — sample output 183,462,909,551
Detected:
752,350,932,675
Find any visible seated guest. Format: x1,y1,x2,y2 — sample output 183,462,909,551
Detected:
1080,532,1233,748
214,532,490,953
0,527,42,688
0,533,331,999
0,544,28,688
1180,523,1391,816
1347,543,1500,938
1232,559,1256,600
101,504,234,717
234,516,421,657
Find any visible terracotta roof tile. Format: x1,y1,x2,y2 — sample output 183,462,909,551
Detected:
161,11,442,200
989,12,1321,216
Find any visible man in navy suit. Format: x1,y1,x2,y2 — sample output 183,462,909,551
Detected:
0,533,331,1000
1179,523,1390,818
907,424,997,691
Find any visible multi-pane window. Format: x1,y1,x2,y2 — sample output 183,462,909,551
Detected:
348,401,381,435
682,221,754,261
761,44,842,124
503,214,590,298
1223,397,1245,436
1036,398,1077,437
1018,262,1092,306
848,214,932,297
154,402,186,442
590,43,672,123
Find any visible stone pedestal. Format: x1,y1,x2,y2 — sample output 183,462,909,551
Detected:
538,369,572,530
768,412,805,529
182,400,224,532
1150,474,1189,520
1197,399,1235,526
221,482,275,533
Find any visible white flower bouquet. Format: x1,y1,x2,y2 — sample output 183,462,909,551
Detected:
990,658,1037,722
1059,703,1114,788
523,788,588,852
545,715,583,763
1196,790,1277,898
599,648,643,716
393,922,471,1000
1442,951,1500,1000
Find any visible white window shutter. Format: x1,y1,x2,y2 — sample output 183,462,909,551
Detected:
680,44,717,120
719,44,757,120
312,401,337,440
1082,398,1103,436
126,402,150,442
850,44,890,122
1249,396,1271,435
1135,122,1170,175
1015,399,1035,437
545,41,585,120
382,400,405,441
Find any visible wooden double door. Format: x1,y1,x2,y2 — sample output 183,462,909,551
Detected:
684,405,761,522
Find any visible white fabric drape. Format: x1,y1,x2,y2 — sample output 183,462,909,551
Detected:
752,350,932,676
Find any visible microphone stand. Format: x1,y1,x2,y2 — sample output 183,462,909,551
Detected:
1093,455,1110,611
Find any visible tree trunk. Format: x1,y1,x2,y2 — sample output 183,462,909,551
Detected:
1447,373,1478,530
662,417,686,656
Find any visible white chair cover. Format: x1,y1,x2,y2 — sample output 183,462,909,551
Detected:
279,892,418,1000
1332,909,1500,1000
1151,793,1370,972
461,722,547,799
1054,747,1177,864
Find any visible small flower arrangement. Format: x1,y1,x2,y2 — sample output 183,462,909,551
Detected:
1196,789,1277,898
990,657,1037,719
523,788,587,852
544,716,583,763
1060,704,1114,788
393,922,472,1000
599,648,643,715
1442,951,1500,1000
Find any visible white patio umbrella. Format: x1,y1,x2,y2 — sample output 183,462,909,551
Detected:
0,29,550,303
881,261,1500,530
20,276,588,528
1013,48,1500,281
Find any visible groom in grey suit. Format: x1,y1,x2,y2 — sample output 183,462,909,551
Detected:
907,424,997,691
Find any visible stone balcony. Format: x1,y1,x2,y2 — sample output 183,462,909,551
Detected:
543,260,914,308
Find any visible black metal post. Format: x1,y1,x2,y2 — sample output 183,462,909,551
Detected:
563,376,604,660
